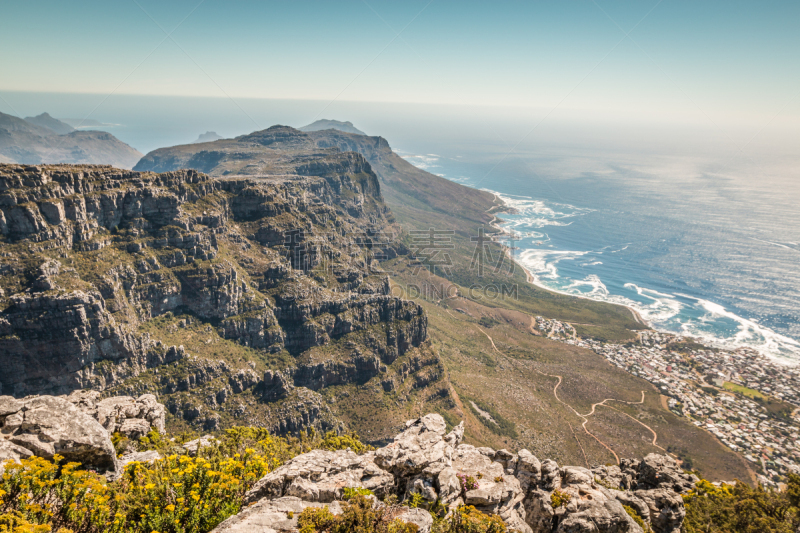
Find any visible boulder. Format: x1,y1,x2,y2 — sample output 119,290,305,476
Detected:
0,395,117,473
523,463,643,533
183,435,218,456
374,414,463,477
634,488,685,533
0,439,33,474
67,391,166,437
245,449,394,503
394,507,434,533
211,496,344,533
119,450,163,469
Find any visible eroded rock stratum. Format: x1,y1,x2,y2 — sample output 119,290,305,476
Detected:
0,159,446,438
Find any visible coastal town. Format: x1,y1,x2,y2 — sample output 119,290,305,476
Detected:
537,317,800,488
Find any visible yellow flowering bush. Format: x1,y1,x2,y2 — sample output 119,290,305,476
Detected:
437,505,507,533
0,427,374,533
119,449,273,533
0,455,119,533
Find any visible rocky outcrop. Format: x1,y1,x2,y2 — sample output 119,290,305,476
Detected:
228,414,691,533
246,449,394,503
0,161,441,439
66,390,166,438
0,395,117,474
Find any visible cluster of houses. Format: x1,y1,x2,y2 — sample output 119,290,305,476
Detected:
555,327,800,488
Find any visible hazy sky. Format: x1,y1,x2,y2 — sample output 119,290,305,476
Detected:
1,0,799,130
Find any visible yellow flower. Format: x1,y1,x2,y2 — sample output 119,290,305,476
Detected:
166,505,176,512
144,483,156,490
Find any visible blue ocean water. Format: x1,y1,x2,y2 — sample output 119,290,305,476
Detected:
401,149,800,363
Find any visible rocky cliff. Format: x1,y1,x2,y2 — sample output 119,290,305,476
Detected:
0,159,449,438
216,413,693,533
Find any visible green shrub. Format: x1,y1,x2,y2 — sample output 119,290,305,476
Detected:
111,431,129,457
463,398,517,439
438,505,507,533
478,317,500,329
550,489,571,509
297,494,418,533
623,505,652,532
407,492,425,509
683,476,800,532
343,487,374,501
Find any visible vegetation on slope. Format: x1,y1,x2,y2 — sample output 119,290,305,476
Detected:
0,427,509,533
683,477,800,532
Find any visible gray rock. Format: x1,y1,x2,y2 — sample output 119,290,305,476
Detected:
220,414,686,533
0,396,24,417
394,507,433,533
183,435,218,456
119,449,162,469
67,391,166,438
0,439,34,474
374,414,458,476
0,395,117,473
246,449,393,503
210,496,344,533
634,488,685,533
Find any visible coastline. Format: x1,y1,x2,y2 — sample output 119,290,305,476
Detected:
485,191,798,363
486,191,654,333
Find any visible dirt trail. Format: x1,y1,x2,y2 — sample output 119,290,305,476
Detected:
476,324,661,465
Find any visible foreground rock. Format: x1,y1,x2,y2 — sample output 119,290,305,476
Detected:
0,395,117,473
219,414,692,533
67,390,166,438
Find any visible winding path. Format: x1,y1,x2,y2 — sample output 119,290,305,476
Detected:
476,324,664,464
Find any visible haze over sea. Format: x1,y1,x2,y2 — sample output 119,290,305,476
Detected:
2,91,798,362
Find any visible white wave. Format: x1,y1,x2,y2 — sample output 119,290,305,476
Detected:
516,248,589,282
677,295,800,362
565,274,610,298
487,189,591,230
623,283,684,323
491,188,800,363
748,237,800,253
401,154,440,171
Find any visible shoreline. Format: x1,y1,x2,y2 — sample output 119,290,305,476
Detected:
486,190,651,330
485,192,796,363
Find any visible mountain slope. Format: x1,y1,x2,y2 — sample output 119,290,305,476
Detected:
24,112,75,134
0,111,142,169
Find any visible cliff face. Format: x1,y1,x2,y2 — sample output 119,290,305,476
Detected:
0,161,445,438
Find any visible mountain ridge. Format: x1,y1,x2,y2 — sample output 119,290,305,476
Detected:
24,112,75,134
0,111,142,169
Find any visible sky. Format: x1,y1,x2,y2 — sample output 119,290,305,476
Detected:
1,0,799,133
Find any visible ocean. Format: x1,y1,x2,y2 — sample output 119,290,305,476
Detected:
401,144,800,363
2,91,798,362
